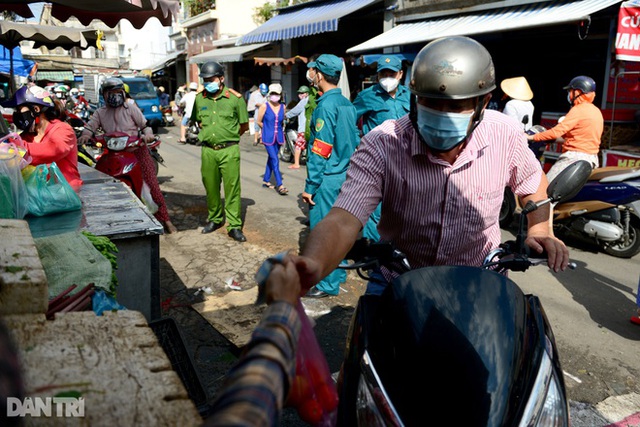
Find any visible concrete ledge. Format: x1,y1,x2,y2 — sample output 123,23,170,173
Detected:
0,219,48,315
3,310,201,426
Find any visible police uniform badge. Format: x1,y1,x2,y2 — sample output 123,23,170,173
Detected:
315,118,325,132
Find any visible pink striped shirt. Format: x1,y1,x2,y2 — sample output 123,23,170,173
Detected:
335,110,542,268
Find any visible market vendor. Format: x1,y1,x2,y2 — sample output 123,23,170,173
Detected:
2,85,82,190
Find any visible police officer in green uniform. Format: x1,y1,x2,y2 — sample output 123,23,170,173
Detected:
301,54,360,298
352,55,410,241
191,61,249,242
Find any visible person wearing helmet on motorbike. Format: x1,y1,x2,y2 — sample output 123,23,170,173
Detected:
190,61,249,242
77,77,177,234
284,85,311,169
247,83,268,145
53,85,67,100
2,85,82,189
289,36,570,297
157,86,169,107
527,75,604,183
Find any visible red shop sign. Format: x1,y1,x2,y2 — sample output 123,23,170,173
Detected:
616,1,640,61
602,149,640,167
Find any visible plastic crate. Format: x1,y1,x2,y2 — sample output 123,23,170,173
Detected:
149,317,208,413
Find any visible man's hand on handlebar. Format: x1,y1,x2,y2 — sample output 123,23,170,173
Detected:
77,134,91,145
525,233,569,273
142,134,155,144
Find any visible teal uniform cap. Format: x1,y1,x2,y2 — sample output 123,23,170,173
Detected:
308,54,342,78
377,55,402,72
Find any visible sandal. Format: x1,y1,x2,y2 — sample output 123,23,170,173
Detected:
262,182,274,189
276,185,289,195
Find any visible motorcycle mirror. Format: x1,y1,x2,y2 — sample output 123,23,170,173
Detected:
547,160,592,203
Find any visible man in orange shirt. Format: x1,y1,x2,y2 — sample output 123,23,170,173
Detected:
527,75,604,183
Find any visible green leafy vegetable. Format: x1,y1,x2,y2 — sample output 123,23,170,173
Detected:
81,231,119,295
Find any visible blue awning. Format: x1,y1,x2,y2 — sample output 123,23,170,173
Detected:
0,46,34,78
238,0,379,45
347,0,622,54
355,52,417,66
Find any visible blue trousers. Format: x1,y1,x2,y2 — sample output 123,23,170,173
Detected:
263,143,283,187
309,173,347,295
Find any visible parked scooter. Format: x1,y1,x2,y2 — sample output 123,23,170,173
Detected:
501,123,640,258
186,120,201,146
279,117,307,165
336,161,591,426
553,166,640,258
161,105,175,127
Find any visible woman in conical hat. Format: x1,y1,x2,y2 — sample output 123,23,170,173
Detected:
500,76,534,131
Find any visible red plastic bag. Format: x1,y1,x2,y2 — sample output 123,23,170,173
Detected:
286,301,339,426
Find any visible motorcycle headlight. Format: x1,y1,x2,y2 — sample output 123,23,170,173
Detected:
356,351,403,427
151,105,159,112
518,350,569,427
105,136,131,151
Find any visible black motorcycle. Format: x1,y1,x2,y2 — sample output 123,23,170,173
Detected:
336,161,592,426
278,117,307,165
186,120,201,146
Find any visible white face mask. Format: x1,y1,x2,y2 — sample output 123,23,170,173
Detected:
379,77,399,93
306,70,314,84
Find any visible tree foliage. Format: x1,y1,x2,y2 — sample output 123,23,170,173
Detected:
252,0,311,25
184,0,216,17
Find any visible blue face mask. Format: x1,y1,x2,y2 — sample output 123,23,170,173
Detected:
205,81,220,93
416,103,474,151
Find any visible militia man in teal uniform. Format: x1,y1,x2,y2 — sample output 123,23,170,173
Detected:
191,61,249,242
352,55,410,241
301,54,360,298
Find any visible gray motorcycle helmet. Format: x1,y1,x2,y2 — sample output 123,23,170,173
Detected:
199,61,224,79
563,75,596,94
409,36,496,99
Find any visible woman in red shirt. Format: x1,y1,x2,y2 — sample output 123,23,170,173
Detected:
2,85,82,190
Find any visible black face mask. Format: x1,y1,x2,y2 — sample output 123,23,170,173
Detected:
12,110,35,132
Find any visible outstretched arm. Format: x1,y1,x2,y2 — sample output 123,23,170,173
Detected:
204,258,301,426
293,208,362,290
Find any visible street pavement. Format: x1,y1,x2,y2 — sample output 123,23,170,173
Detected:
152,123,639,426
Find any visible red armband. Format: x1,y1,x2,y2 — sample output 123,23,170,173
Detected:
311,139,332,159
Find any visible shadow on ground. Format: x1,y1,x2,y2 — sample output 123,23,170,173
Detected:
159,252,355,425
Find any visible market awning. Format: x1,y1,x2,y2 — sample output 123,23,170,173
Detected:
347,0,622,54
189,43,270,64
36,70,75,82
146,50,185,72
254,55,308,66
238,0,379,45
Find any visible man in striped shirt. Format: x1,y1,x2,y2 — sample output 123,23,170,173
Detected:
294,36,570,292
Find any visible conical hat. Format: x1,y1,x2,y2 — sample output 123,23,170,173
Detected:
500,77,533,101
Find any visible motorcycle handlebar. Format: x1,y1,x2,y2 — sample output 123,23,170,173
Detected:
341,238,576,277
